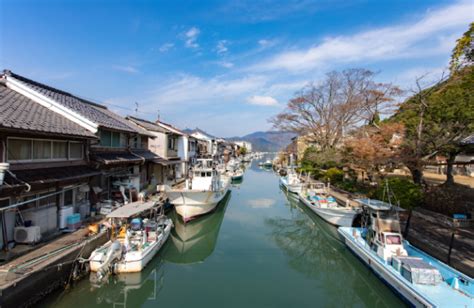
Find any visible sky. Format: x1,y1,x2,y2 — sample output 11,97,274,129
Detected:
0,0,472,137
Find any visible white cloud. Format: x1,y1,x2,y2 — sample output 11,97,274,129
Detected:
258,39,277,48
247,198,276,209
184,27,200,48
147,74,268,107
217,61,234,68
112,65,139,74
159,43,174,52
251,1,472,72
216,40,229,54
246,95,279,106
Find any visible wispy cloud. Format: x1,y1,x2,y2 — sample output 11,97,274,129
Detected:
112,65,139,74
258,39,277,49
246,95,279,106
217,61,234,68
216,40,229,54
159,43,174,52
184,26,200,48
147,74,268,107
250,1,472,73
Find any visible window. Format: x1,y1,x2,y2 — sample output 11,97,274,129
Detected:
168,138,174,150
53,141,67,159
8,139,32,160
99,130,126,148
100,130,112,147
33,140,51,159
8,138,84,162
63,190,73,206
69,142,83,159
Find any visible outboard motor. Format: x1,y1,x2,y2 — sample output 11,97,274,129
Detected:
96,240,122,281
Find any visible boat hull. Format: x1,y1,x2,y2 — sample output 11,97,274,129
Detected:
90,222,172,273
167,188,230,222
338,227,474,308
299,195,356,227
279,177,303,194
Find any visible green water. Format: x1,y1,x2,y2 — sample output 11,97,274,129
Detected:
41,158,405,308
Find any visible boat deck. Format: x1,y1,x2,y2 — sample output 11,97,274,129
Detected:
339,227,473,307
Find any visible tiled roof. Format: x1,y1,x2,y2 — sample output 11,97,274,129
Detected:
0,83,97,138
131,149,163,161
126,116,167,133
5,71,141,134
461,134,474,145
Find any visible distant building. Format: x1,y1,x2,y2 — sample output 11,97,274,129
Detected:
234,141,252,152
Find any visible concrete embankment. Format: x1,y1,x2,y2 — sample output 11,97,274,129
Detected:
0,228,108,308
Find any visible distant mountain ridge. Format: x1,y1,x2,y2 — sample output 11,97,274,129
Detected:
183,127,296,152
229,131,296,152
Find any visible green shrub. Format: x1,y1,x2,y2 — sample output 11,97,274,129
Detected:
324,168,344,184
370,178,422,209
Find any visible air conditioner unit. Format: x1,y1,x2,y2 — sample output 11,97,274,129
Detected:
14,226,41,244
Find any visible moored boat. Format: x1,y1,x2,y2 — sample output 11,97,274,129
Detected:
298,182,358,227
279,168,303,194
165,158,230,222
338,199,473,307
90,201,173,278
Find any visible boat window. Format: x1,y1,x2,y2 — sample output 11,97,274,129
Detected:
194,172,200,177
385,234,401,245
201,172,206,177
206,172,212,177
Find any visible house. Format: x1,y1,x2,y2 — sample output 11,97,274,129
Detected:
126,117,198,186
188,128,216,157
234,141,252,153
0,73,101,247
1,70,159,211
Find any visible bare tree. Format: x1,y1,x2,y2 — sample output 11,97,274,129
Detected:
270,69,402,151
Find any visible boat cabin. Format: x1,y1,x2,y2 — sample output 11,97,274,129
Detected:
357,199,408,261
187,158,221,191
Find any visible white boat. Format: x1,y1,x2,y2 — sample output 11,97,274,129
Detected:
230,168,244,181
262,160,273,168
298,182,358,227
338,198,473,307
165,158,230,222
90,201,173,277
279,168,303,194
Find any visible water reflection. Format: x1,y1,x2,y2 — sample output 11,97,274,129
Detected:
164,192,231,264
267,190,406,308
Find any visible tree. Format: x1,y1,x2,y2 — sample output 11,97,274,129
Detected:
450,22,473,73
240,146,247,156
392,66,474,185
270,69,402,151
344,122,404,180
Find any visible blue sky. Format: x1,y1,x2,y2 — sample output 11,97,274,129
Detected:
1,0,472,137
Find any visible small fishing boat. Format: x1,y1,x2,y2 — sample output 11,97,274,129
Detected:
165,158,230,222
90,201,173,278
338,198,473,307
230,168,244,181
262,160,273,168
298,182,358,227
279,168,303,194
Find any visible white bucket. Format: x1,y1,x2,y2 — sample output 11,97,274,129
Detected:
0,163,10,186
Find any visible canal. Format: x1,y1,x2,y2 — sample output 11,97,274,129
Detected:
40,157,405,308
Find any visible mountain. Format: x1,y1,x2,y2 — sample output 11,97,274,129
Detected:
229,131,296,152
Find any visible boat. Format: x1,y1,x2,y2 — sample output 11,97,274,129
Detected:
165,158,230,222
298,182,358,227
262,160,273,168
90,201,173,278
279,168,303,194
164,193,230,264
338,198,473,307
230,168,244,181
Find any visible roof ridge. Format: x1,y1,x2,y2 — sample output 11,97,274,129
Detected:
4,70,108,110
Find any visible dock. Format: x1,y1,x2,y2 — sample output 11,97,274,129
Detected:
0,228,108,308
